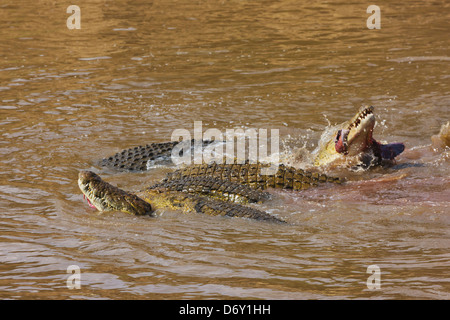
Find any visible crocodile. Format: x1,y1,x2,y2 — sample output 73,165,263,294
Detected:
78,170,285,223
313,105,405,167
100,106,404,171
79,160,343,222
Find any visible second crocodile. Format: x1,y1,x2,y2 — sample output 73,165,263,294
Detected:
78,161,343,222
78,171,284,223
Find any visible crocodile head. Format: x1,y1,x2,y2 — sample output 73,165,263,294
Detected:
78,171,154,216
314,106,405,167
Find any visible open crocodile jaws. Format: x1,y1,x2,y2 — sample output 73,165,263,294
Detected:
314,105,405,167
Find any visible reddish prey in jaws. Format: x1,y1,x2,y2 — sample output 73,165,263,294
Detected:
83,194,97,209
334,128,405,161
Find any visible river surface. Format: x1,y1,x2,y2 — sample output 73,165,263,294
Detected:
0,0,449,299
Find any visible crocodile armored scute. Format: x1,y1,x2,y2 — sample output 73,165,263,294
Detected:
150,191,285,223
164,161,343,191
190,194,285,223
99,141,179,171
99,140,216,171
148,176,272,204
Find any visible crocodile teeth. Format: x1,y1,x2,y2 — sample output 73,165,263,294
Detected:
348,107,373,130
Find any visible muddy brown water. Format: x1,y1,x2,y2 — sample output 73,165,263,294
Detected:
0,0,449,299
